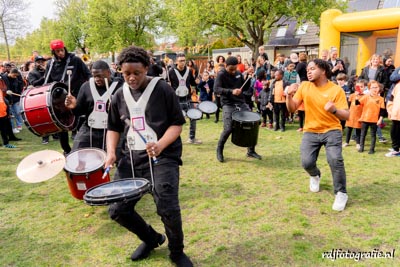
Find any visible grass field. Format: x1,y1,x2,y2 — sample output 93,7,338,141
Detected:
0,116,399,267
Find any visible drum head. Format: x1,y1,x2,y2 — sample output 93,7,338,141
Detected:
64,148,106,173
83,178,151,206
232,111,261,122
198,101,218,114
187,108,202,120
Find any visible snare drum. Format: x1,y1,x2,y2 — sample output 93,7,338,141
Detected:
64,148,110,200
83,178,151,206
231,111,261,147
186,108,203,120
20,82,75,137
198,101,218,114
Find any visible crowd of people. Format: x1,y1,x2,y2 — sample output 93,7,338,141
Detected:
1,40,400,264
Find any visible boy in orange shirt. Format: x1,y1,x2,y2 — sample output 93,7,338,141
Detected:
356,80,385,154
343,80,365,149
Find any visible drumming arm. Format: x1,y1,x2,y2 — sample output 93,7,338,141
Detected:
105,130,120,167
151,125,182,154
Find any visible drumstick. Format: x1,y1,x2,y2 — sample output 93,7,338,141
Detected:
239,77,252,90
67,70,72,95
102,166,110,179
120,115,159,163
6,90,21,97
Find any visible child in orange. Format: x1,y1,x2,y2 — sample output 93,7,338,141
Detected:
343,80,365,149
357,80,385,154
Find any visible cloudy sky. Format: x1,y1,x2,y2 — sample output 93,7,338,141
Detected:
27,0,57,30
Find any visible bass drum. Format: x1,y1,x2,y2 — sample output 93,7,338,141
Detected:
231,111,261,147
20,82,75,136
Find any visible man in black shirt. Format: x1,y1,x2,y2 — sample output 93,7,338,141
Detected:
104,46,193,267
44,39,91,155
214,56,262,162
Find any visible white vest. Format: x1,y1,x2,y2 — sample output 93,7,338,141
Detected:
123,77,161,151
174,68,190,97
87,78,118,129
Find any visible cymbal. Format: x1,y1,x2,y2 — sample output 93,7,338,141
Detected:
17,150,65,183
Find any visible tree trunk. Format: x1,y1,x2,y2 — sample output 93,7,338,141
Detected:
0,19,11,61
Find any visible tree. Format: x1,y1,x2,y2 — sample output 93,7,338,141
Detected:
0,0,29,60
164,0,346,57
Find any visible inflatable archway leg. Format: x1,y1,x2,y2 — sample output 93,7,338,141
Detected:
320,9,342,57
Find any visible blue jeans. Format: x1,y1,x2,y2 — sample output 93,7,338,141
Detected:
300,130,347,194
10,102,23,128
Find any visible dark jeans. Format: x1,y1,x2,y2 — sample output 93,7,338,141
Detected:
360,122,377,152
390,120,400,152
273,102,287,130
108,158,184,255
345,127,361,144
217,103,256,152
300,130,347,194
214,96,222,121
261,109,273,124
180,101,196,140
0,116,10,145
59,131,71,154
298,110,305,129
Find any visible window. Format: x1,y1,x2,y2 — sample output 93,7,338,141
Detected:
296,24,308,35
383,0,400,8
276,27,287,37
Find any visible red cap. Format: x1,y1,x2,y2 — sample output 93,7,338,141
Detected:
50,39,65,50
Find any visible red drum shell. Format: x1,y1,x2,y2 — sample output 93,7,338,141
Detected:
20,83,75,136
64,148,110,200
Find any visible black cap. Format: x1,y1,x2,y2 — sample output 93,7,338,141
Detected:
34,56,46,62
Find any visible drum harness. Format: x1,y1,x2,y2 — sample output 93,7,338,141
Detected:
44,55,71,85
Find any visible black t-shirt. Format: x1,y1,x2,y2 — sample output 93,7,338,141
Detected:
74,77,124,127
108,78,186,167
214,69,250,106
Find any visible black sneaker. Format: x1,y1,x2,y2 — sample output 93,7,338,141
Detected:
247,151,262,160
131,234,166,261
170,253,194,267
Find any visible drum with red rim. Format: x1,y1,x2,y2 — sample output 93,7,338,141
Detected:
20,82,75,136
64,148,110,200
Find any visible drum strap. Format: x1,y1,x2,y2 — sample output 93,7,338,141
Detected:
44,55,71,84
174,68,190,97
123,77,160,151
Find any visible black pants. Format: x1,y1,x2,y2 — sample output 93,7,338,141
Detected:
214,96,222,121
108,157,184,255
391,120,400,152
72,125,106,151
298,110,305,129
59,131,72,154
179,100,196,140
0,116,10,145
360,122,377,152
273,103,287,130
345,127,361,144
261,109,273,124
217,103,256,153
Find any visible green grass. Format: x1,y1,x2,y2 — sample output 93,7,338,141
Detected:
1,117,399,266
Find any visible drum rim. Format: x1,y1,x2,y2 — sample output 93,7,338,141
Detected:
198,101,218,114
83,178,151,205
64,148,107,173
47,82,75,130
186,108,202,119
232,110,261,122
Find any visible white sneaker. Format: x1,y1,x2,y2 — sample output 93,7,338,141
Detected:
12,128,20,134
356,144,361,150
385,151,400,157
332,192,348,211
309,175,321,192
342,143,349,148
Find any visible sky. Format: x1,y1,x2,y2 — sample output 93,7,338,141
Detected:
26,0,57,31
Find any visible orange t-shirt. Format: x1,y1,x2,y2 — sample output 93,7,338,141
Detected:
0,93,7,117
345,93,363,129
358,94,385,123
294,81,348,133
273,80,285,103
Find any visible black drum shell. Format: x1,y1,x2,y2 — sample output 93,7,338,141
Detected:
231,111,261,147
83,178,151,206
